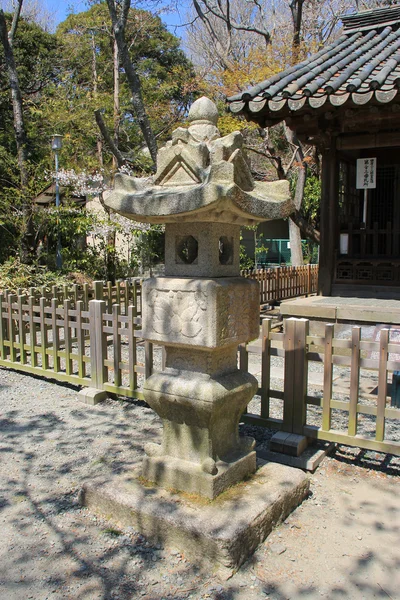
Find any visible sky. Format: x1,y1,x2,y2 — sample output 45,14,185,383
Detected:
20,0,190,37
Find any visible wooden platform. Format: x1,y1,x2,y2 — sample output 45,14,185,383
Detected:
280,295,400,325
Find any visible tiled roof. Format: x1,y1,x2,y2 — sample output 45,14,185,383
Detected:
227,5,400,121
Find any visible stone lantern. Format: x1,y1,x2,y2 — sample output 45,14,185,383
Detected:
105,97,293,499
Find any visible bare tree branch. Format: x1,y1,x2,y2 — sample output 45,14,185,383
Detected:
94,110,128,169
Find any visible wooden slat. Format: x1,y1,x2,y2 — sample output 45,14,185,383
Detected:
76,301,85,378
376,329,389,442
260,318,271,419
0,358,90,387
113,305,122,387
241,412,283,430
39,297,49,370
239,343,248,373
28,296,37,367
103,383,144,400
0,296,5,359
63,300,73,376
348,327,361,437
51,299,60,372
7,294,17,362
128,305,137,391
322,324,334,431
145,341,153,379
17,295,27,364
304,425,400,456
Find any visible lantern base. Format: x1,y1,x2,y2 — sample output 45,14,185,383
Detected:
142,450,256,500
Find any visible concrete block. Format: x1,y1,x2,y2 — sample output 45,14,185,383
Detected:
269,431,291,453
258,442,335,472
283,434,309,457
81,461,309,571
78,387,108,405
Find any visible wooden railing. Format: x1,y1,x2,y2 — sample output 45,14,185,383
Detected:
1,280,398,457
241,264,318,304
1,278,142,315
240,318,400,456
0,282,148,399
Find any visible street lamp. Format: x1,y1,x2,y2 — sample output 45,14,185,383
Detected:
51,134,63,269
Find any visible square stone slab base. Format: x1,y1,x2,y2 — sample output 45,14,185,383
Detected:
81,461,309,572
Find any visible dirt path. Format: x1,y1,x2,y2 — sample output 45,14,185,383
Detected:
0,367,399,600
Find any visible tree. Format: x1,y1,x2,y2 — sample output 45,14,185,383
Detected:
53,2,198,171
186,0,359,263
0,2,58,262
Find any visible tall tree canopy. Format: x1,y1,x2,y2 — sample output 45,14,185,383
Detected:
0,1,198,268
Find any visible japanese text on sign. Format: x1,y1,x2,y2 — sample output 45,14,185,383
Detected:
356,158,377,189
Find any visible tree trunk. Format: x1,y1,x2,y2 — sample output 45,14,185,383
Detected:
113,36,120,171
288,218,303,266
284,125,305,265
91,30,104,167
106,0,158,166
0,8,35,264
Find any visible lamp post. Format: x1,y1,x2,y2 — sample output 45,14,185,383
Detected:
51,134,63,269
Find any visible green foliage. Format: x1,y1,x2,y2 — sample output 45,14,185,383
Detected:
133,225,165,274
52,3,198,168
302,174,321,228
239,226,257,270
0,14,59,158
0,4,198,280
0,256,71,294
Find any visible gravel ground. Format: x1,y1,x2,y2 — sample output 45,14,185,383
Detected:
0,366,399,600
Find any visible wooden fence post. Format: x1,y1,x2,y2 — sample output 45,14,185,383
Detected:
348,326,361,437
78,299,108,405
93,280,104,301
292,318,309,435
89,299,107,390
322,324,334,431
260,318,271,419
271,318,309,456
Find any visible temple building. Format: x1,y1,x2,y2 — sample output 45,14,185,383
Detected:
227,5,400,323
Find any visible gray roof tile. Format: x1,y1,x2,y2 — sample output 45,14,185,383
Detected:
227,5,400,120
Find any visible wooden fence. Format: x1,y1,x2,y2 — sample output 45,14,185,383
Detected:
0,282,149,400
1,278,142,316
1,277,398,457
240,318,400,456
240,264,318,304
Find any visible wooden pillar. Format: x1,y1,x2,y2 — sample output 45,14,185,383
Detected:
318,137,338,295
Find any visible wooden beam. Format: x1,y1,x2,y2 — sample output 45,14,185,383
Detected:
337,130,400,150
318,139,338,296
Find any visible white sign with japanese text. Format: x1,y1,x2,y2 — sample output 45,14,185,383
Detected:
356,158,377,189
